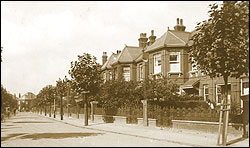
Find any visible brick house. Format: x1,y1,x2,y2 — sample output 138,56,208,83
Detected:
101,51,121,82
101,18,249,107
144,18,191,85
101,33,149,82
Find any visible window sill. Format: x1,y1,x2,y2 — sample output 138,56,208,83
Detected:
168,72,182,74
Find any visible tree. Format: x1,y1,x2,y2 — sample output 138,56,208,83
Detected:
56,78,67,120
68,53,102,125
189,1,249,145
1,85,17,115
43,85,56,117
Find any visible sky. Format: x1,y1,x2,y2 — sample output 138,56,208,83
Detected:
1,1,223,96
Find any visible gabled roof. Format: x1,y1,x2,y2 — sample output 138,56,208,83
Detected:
145,30,191,53
135,53,143,63
101,53,120,70
112,46,143,65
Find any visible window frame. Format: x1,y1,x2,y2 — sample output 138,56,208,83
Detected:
203,84,209,102
109,71,112,80
153,53,162,74
215,83,231,105
169,52,181,72
123,66,130,81
139,64,143,81
103,72,106,82
241,79,249,96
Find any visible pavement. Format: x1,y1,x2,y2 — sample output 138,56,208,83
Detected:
37,112,249,147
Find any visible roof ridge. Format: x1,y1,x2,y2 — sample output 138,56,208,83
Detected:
126,47,135,61
163,31,169,47
168,31,186,44
115,47,125,63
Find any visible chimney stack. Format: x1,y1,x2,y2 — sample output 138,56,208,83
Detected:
174,18,186,31
117,50,121,54
102,52,107,65
148,30,156,46
138,33,148,48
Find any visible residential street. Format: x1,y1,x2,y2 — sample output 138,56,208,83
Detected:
1,112,195,147
2,112,249,147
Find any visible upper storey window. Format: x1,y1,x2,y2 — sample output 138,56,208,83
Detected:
169,52,180,72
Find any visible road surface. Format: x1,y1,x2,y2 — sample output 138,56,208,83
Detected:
1,112,192,147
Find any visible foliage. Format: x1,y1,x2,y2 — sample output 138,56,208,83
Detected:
32,84,58,111
148,94,208,109
98,80,142,117
68,53,102,100
1,85,17,114
189,1,249,79
56,77,67,98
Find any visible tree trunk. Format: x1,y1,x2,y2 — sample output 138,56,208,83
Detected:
77,103,79,119
45,106,46,116
84,93,88,126
222,76,230,146
49,101,51,117
60,96,63,120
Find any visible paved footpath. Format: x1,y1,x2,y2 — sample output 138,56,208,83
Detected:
1,112,249,147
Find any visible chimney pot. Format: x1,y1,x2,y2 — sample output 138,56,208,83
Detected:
102,51,108,65
177,18,180,25
151,30,154,36
180,19,183,25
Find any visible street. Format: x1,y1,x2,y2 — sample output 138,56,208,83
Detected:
1,112,192,147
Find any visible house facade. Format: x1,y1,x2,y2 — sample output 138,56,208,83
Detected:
17,92,36,112
101,18,249,108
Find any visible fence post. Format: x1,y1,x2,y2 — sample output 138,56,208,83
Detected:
90,101,98,123
141,100,148,126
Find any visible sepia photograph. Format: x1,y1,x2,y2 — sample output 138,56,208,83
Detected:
1,1,249,147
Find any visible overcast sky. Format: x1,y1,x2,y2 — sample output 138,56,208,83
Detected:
1,1,222,96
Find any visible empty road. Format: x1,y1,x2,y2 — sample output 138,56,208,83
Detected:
1,112,192,147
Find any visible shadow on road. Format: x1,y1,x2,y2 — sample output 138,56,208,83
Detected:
3,124,15,126
11,116,40,120
1,133,26,142
13,121,53,123
19,132,104,140
1,126,20,130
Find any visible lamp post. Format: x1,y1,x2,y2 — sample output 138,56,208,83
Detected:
83,91,90,126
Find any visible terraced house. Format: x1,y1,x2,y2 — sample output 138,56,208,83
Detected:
101,18,249,108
